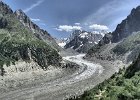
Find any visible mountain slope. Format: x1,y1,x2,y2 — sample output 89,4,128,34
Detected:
112,31,140,62
14,9,61,51
0,1,62,75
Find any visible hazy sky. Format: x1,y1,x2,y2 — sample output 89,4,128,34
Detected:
3,0,140,38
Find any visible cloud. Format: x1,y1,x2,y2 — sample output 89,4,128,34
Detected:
55,25,82,32
24,0,44,13
31,18,41,22
74,23,81,25
89,24,109,30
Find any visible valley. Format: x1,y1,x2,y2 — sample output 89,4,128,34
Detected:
0,1,140,100
0,54,121,100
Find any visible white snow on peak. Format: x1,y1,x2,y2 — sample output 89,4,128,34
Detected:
94,42,98,44
71,46,74,49
91,31,108,37
58,42,66,48
100,33,105,37
80,44,83,47
83,32,89,35
80,35,86,38
92,31,100,34
79,32,89,38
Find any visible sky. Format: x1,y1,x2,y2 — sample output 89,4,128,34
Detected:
3,0,140,39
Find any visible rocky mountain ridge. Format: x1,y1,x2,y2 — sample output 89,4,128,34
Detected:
86,5,140,63
14,9,61,51
99,6,140,46
65,30,106,53
0,1,13,15
112,6,140,43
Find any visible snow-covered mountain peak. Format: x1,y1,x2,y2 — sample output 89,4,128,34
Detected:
64,30,108,53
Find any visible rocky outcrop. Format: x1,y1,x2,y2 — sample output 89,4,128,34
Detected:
98,32,112,46
111,6,140,43
0,1,13,15
0,17,7,28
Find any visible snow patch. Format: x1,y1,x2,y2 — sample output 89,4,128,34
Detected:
79,32,88,38
80,44,83,47
94,42,98,44
71,46,74,49
58,42,66,48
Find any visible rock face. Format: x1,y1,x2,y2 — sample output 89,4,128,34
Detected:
65,30,105,53
0,17,8,28
0,1,12,29
99,32,112,46
14,10,61,51
111,6,140,43
0,1,13,14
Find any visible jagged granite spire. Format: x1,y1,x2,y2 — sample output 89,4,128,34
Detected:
111,5,140,43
